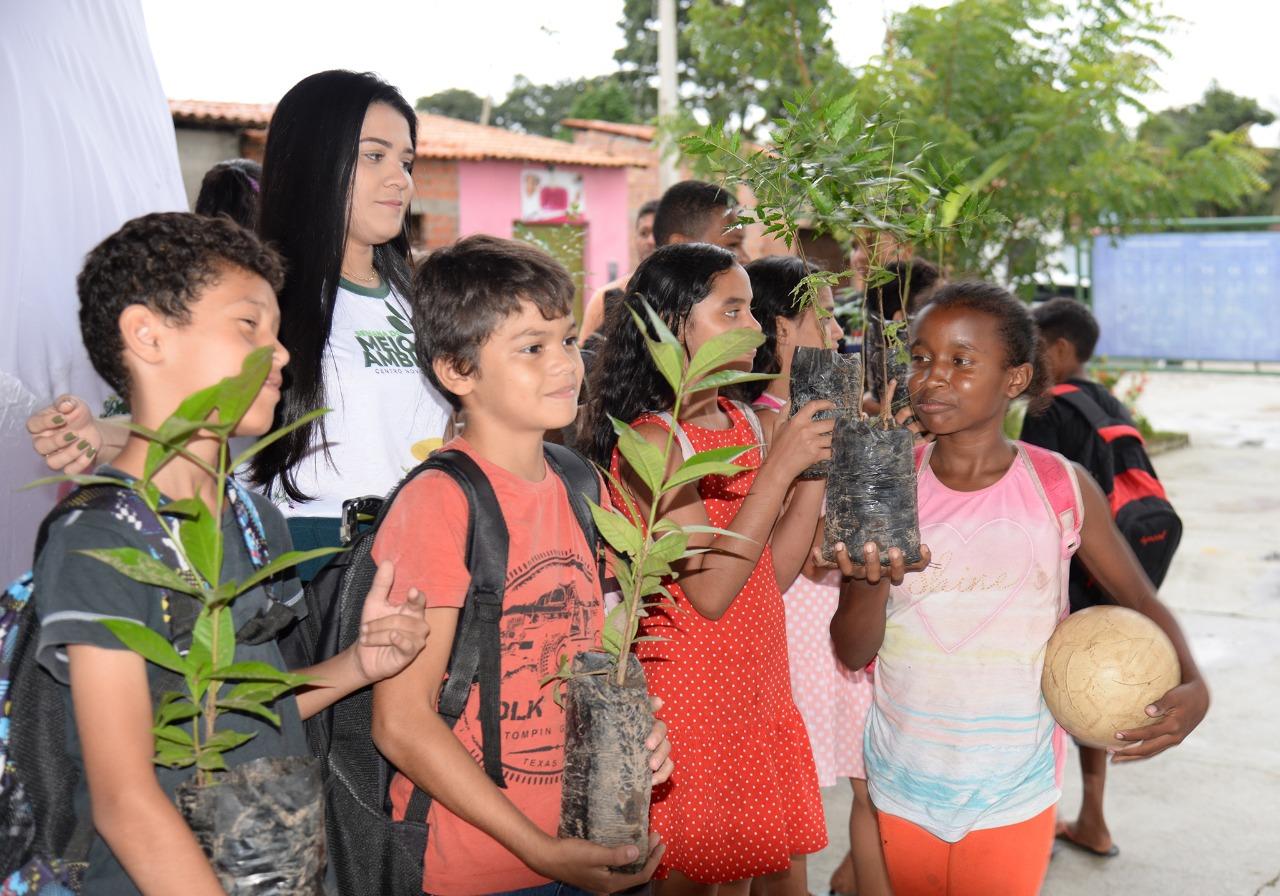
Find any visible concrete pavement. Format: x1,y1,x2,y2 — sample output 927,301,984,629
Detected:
806,372,1280,895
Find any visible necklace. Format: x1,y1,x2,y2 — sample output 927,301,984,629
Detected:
341,267,379,284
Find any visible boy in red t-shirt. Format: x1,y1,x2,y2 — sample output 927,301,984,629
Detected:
371,235,672,895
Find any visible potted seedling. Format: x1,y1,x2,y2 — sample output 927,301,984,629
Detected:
683,90,990,564
49,347,336,894
549,303,771,871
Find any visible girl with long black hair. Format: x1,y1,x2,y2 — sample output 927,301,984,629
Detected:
250,71,450,564
581,243,832,895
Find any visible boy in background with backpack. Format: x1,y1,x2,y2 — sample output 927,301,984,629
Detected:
14,213,430,893
371,235,672,896
1021,296,1183,861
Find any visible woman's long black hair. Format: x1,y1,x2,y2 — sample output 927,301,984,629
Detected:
580,242,737,467
740,255,817,402
249,70,418,502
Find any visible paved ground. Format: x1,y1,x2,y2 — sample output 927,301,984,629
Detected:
806,372,1280,895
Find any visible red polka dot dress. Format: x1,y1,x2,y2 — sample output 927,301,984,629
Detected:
610,398,827,883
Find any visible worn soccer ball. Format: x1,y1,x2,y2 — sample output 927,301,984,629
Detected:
1041,606,1181,749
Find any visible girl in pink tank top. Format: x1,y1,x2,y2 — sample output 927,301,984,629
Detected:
827,281,1209,896
580,244,836,895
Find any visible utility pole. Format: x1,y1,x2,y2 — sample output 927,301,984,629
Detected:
657,0,679,189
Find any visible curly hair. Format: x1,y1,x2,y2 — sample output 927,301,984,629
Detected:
740,255,819,402
78,212,284,402
411,234,574,411
924,281,1053,413
579,242,738,467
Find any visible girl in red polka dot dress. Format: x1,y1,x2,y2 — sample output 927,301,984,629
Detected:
581,243,832,896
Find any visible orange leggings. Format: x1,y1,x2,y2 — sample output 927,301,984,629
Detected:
878,805,1055,896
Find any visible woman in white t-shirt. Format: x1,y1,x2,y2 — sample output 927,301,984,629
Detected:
28,71,450,578
249,71,449,575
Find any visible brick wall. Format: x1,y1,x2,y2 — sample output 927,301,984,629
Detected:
411,159,460,250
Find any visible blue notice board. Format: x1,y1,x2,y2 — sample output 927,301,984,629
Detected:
1091,232,1280,361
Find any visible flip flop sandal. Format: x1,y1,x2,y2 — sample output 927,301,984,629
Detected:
1055,829,1120,858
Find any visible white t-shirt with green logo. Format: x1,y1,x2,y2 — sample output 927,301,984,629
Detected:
279,278,451,518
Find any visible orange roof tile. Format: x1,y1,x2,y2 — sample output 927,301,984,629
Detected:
414,113,648,168
168,99,646,168
561,118,657,142
169,99,274,128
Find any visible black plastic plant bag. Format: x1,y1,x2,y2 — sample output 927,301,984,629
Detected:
825,419,921,565
789,346,863,478
864,315,912,415
176,755,327,895
559,651,653,874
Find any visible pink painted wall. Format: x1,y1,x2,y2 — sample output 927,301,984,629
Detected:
456,160,631,295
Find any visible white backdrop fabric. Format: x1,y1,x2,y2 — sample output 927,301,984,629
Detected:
0,0,186,579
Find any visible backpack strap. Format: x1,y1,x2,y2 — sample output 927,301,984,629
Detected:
543,442,601,554
1054,382,1146,446
912,441,931,474
1017,442,1084,553
417,450,509,794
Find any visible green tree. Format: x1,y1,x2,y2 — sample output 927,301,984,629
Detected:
415,88,485,122
569,79,639,125
613,0,853,136
494,74,636,139
845,0,1269,291
1140,83,1279,216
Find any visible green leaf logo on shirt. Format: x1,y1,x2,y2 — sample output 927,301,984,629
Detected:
385,301,413,335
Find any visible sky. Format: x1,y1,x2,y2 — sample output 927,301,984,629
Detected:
140,0,1280,144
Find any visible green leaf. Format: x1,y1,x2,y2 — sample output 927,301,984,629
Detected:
211,661,308,688
203,729,257,753
153,724,194,747
196,751,228,772
230,407,331,470
154,744,196,769
175,497,219,587
225,546,344,600
20,473,132,492
597,473,641,530
588,503,643,559
213,346,273,431
685,328,765,388
601,604,627,658
686,369,777,393
639,555,674,579
155,693,201,727
637,300,681,347
611,419,666,499
223,680,296,705
647,340,685,394
676,524,756,542
612,557,635,600
190,605,234,679
216,697,281,728
101,619,187,675
79,548,203,597
664,460,750,492
648,532,689,566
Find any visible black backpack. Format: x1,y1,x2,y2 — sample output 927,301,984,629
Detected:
1051,381,1183,607
283,443,600,896
3,480,281,891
